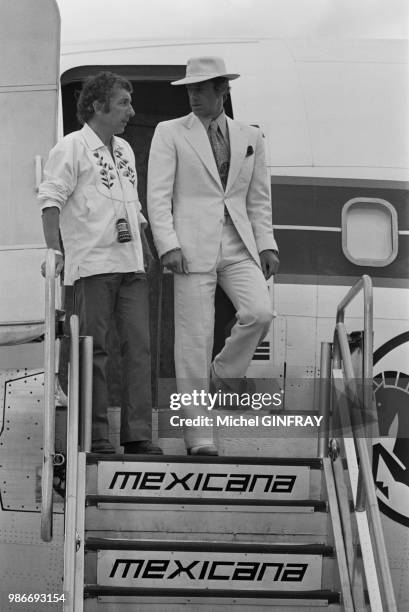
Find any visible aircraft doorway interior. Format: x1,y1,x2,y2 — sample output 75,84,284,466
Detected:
60,66,235,404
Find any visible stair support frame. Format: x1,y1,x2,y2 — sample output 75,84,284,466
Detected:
63,315,80,611
322,275,397,612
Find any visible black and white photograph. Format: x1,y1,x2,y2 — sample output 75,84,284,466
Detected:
0,0,408,610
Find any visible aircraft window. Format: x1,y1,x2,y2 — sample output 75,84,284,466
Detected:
342,198,398,267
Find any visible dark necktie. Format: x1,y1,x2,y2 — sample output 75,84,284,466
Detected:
208,120,230,190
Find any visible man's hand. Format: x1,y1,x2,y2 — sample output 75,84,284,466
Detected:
162,248,189,274
260,249,279,280
41,253,64,278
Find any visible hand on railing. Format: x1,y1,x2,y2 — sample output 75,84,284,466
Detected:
41,249,64,278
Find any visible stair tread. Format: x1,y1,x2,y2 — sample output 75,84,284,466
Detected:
84,585,340,602
85,537,334,555
87,454,323,467
86,495,327,509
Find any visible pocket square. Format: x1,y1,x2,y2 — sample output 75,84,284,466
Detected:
246,145,254,157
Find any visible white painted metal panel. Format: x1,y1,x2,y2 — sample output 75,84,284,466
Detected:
276,283,318,318
0,0,60,326
317,285,409,321
0,0,59,87
298,61,409,171
0,515,65,612
0,248,46,323
0,90,59,246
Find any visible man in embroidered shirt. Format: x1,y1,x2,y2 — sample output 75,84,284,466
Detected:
38,72,162,455
147,57,279,456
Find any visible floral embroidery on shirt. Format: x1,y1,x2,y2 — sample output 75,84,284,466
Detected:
93,151,116,189
114,149,136,187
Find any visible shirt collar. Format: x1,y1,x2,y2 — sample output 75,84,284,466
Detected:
199,111,228,138
81,123,123,153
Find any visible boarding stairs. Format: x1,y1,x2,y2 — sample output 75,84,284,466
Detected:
79,453,343,611
40,254,397,611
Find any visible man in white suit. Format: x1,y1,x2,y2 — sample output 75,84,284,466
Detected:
148,57,279,456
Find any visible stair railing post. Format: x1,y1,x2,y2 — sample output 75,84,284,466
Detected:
63,315,80,611
41,248,56,542
318,342,332,458
79,335,93,453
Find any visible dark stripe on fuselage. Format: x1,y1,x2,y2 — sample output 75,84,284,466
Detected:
270,177,409,284
271,176,409,190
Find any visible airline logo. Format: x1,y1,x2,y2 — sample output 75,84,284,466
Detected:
98,462,310,500
373,332,409,527
97,550,322,591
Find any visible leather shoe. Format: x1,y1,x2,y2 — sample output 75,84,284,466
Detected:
91,439,115,454
123,440,163,455
187,445,218,456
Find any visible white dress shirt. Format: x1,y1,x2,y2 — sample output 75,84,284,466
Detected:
198,110,229,142
38,123,145,285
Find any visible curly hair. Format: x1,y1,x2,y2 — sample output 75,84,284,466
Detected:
76,72,133,124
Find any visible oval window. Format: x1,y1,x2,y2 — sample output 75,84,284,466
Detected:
342,198,398,266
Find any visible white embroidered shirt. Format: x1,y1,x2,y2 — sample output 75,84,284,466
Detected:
38,123,145,285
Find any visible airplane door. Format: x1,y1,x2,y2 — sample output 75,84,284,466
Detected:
0,0,60,334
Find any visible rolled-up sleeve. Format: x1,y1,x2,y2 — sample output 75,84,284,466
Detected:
37,138,77,211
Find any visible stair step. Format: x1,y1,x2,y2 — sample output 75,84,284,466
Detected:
85,505,331,544
87,455,322,503
86,495,327,509
84,600,342,612
87,455,323,467
86,539,334,553
84,538,335,596
83,585,341,605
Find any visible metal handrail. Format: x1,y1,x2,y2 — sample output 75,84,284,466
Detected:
41,249,56,542
325,275,397,611
336,274,374,512
63,315,80,610
79,335,93,453
317,342,332,458
334,322,397,611
336,273,373,393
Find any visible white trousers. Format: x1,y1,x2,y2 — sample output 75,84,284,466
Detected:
174,219,273,448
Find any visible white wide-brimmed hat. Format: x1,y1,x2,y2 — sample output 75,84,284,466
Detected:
171,56,240,86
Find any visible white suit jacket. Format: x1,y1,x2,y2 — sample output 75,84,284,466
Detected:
147,113,278,272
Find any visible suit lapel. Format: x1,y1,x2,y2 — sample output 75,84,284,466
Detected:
183,113,222,188
225,118,248,193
